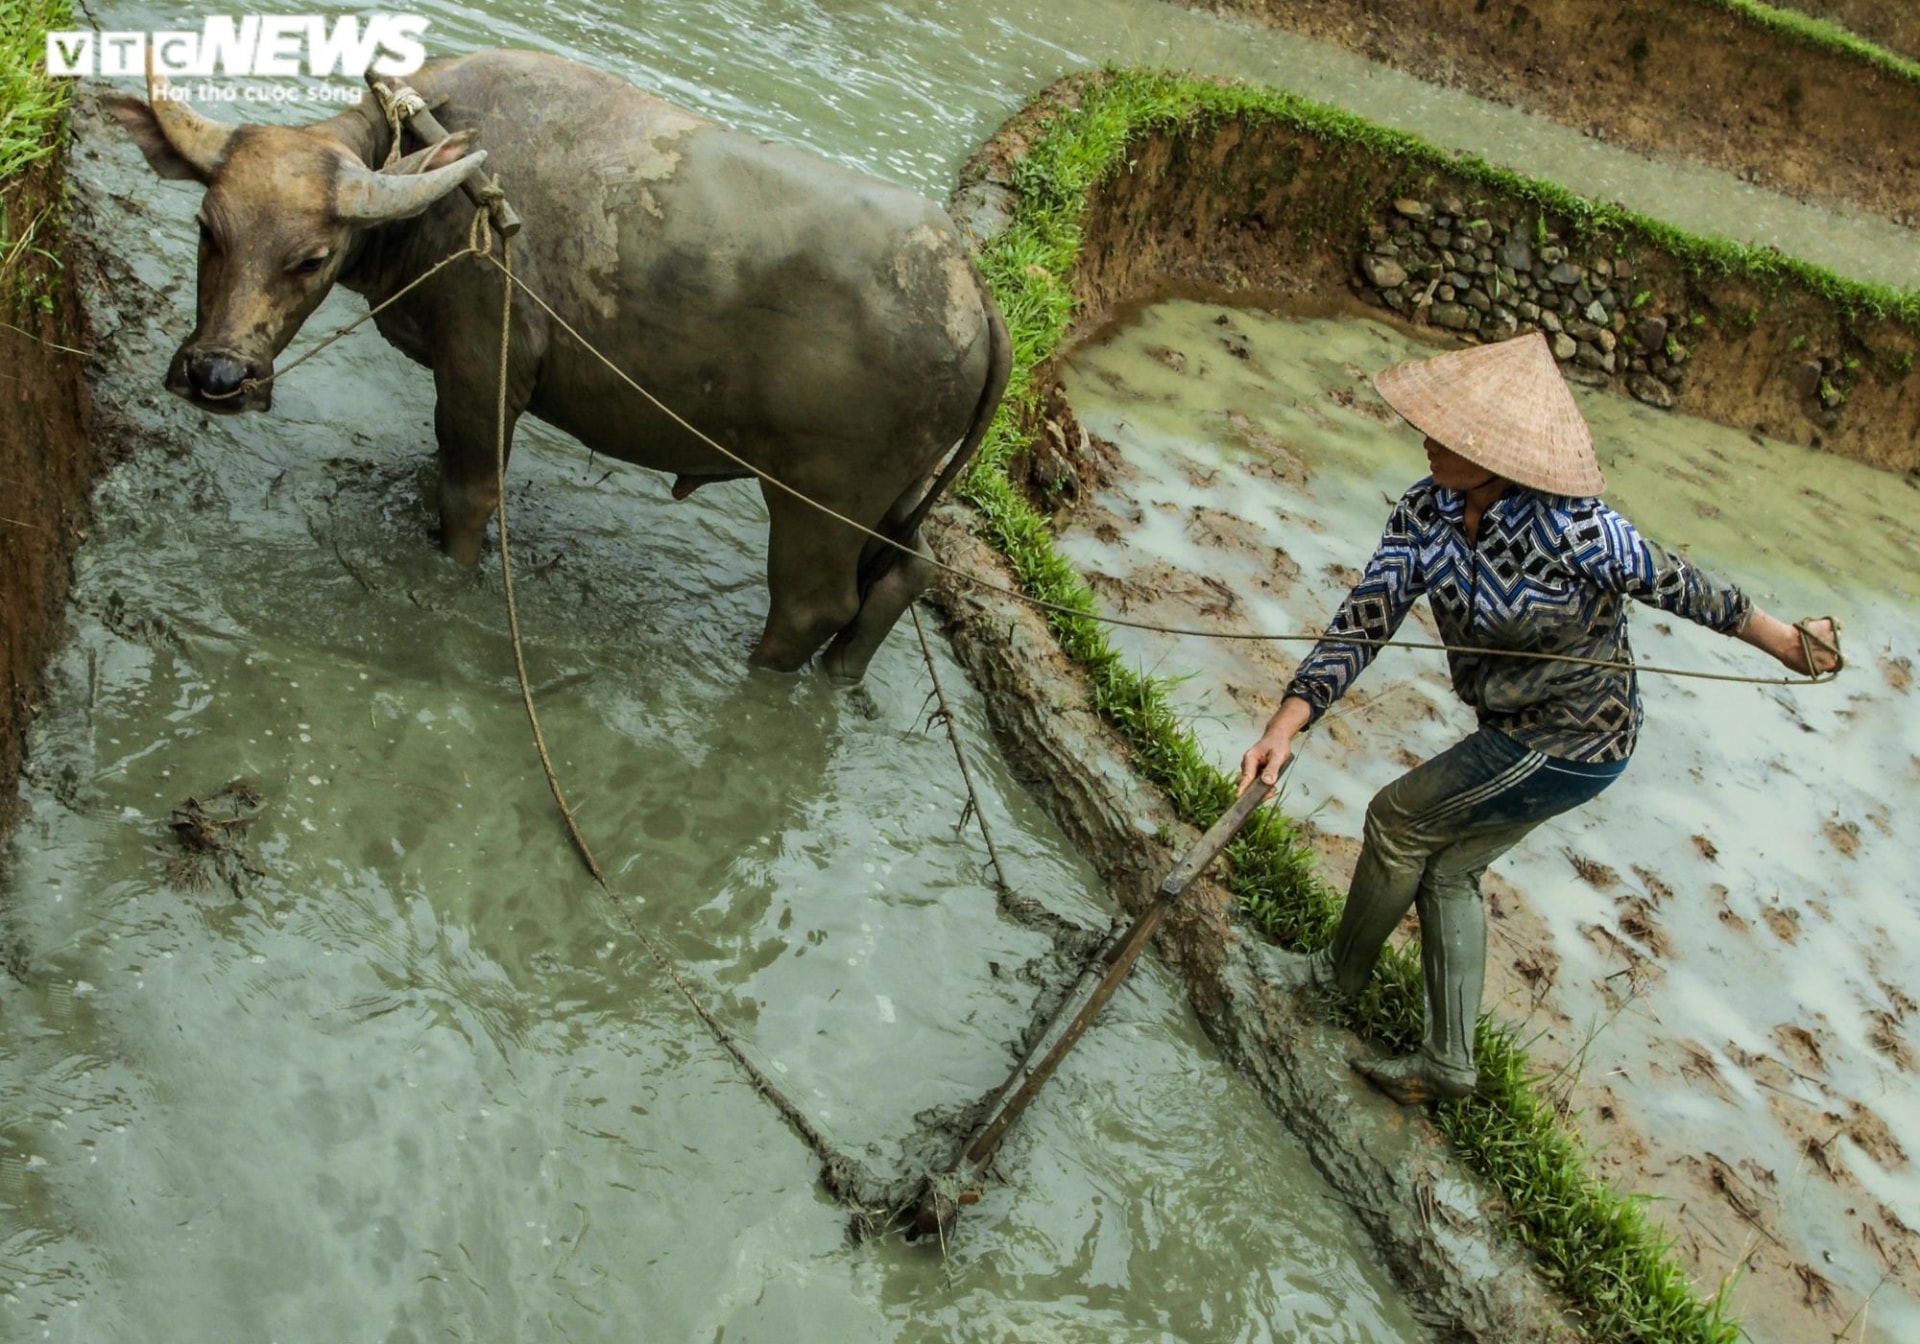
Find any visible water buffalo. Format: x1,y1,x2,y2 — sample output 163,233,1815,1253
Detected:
104,49,1010,680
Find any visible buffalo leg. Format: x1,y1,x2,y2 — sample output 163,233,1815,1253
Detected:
432,377,522,566
753,486,864,673
822,530,932,683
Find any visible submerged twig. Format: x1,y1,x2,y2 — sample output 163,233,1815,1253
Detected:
910,602,1012,896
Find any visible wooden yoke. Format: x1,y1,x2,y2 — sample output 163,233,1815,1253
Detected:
364,70,523,238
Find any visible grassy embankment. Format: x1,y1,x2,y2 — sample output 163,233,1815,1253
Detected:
0,0,71,304
1715,0,1920,80
1763,0,1920,60
956,68,1915,1344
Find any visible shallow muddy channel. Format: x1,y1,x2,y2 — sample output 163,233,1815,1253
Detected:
5,0,1918,1339
1058,299,1920,1338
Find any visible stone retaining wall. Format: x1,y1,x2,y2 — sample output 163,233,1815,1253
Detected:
1345,191,1916,464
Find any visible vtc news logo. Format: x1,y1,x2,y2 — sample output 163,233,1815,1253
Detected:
45,16,430,78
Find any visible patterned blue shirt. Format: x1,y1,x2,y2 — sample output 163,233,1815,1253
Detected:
1284,479,1752,763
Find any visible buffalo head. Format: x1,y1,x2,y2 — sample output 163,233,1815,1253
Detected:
104,66,490,412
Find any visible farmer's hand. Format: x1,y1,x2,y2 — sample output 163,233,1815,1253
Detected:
1237,697,1314,795
1786,615,1843,675
1737,609,1842,676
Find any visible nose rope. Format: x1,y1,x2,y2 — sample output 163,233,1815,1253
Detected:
202,202,1843,689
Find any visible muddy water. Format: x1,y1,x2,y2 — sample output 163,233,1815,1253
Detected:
1,264,1429,1344
1060,299,1920,1338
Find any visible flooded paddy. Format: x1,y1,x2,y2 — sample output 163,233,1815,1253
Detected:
5,0,1919,1338
1058,298,1920,1341
0,266,1430,1340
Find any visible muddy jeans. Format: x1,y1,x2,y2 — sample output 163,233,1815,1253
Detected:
1325,727,1628,1084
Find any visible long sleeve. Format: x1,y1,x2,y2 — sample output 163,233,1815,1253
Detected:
1283,495,1428,725
1561,501,1751,634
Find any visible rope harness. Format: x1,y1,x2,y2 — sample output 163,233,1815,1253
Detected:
377,84,429,168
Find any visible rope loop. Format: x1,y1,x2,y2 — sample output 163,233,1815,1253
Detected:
467,200,494,258
1796,617,1845,678
376,81,430,169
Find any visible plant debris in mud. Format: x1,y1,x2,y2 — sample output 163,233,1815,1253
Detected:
165,779,267,897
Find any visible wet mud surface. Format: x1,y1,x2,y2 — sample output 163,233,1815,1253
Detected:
1043,297,1920,1343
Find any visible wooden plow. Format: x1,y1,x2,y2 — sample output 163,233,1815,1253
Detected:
902,764,1287,1240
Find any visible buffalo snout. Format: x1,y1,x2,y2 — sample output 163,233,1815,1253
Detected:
170,348,271,412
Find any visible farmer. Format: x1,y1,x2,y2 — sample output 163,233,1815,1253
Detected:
1236,331,1841,1104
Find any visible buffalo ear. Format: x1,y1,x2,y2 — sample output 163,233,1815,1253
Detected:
101,92,209,182
383,128,480,178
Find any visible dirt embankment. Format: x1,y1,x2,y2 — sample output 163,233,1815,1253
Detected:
0,158,97,857
1177,0,1920,227
1786,0,1920,59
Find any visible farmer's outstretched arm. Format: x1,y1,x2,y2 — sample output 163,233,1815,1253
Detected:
1563,500,1750,632
1239,493,1428,792
1566,501,1838,675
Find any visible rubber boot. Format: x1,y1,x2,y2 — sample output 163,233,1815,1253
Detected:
1320,836,1422,998
1249,943,1341,999
1351,887,1484,1104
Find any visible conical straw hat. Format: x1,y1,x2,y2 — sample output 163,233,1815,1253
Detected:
1373,331,1605,496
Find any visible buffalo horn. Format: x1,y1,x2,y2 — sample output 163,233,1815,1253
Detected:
145,55,234,178
332,151,492,226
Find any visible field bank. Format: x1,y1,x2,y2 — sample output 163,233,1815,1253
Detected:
941,69,1919,1342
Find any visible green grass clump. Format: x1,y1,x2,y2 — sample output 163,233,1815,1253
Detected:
957,66,1772,1343
1703,0,1920,88
0,0,75,307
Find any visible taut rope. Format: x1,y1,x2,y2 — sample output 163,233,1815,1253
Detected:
205,205,1844,689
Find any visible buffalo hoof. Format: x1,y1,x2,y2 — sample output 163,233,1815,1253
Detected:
839,683,881,721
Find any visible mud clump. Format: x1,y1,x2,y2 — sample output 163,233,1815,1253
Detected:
1822,815,1862,856
165,780,268,897
1563,847,1620,889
